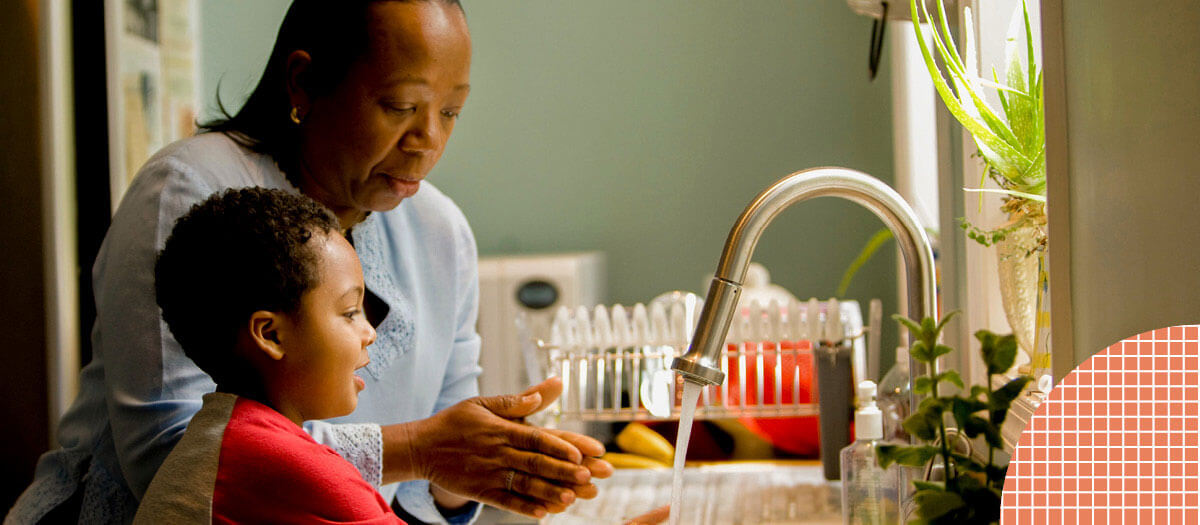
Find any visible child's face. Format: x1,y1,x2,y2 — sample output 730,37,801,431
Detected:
275,231,376,422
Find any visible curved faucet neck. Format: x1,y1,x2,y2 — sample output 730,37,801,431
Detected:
672,167,937,387
714,167,936,321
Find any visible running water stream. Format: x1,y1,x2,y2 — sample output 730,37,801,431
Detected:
668,380,704,525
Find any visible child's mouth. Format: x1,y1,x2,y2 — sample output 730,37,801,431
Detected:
353,359,369,391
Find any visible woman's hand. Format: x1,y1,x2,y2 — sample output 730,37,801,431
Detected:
381,378,612,518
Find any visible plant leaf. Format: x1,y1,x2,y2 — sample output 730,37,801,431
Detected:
904,403,943,442
921,317,938,337
955,479,1002,523
934,311,960,335
878,444,942,468
990,376,1034,424
982,421,1004,449
894,314,923,337
938,370,965,390
978,331,1020,375
836,228,893,297
918,396,945,412
950,453,990,475
914,490,966,520
914,376,934,395
909,0,1031,180
913,481,945,492
986,464,1009,486
931,344,955,360
911,341,933,363
1022,0,1038,101
949,397,990,442
962,187,1047,202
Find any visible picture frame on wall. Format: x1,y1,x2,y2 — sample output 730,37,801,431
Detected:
104,0,200,210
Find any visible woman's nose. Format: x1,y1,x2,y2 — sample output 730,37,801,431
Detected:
399,109,441,155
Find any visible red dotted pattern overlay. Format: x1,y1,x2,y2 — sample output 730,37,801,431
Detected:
1001,325,1200,524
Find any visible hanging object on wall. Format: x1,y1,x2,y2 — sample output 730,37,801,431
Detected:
846,0,959,79
105,0,201,211
846,0,957,20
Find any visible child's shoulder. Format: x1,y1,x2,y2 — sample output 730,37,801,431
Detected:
212,398,397,523
218,397,348,480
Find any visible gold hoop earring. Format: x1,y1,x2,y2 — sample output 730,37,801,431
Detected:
290,106,303,125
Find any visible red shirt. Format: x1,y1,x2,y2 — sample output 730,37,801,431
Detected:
135,392,404,525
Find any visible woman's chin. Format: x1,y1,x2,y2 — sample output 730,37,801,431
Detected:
360,190,413,214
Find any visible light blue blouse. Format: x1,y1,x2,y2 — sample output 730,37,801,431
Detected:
8,133,483,524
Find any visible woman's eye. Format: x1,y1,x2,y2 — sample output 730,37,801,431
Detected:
344,309,362,320
441,109,461,119
384,103,416,115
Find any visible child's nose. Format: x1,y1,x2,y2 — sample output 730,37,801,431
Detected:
363,323,377,347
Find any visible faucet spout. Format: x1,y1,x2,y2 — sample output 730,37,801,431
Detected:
671,167,937,387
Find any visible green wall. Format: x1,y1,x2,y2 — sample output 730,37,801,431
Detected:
199,0,899,353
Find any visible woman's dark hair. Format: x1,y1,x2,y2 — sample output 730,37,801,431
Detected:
201,0,463,175
155,188,340,396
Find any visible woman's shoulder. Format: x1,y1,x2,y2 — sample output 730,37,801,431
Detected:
136,132,283,189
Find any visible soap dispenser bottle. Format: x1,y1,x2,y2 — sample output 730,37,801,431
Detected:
840,380,900,525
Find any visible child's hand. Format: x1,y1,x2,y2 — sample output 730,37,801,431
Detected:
625,505,670,524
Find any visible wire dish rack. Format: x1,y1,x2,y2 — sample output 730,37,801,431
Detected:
522,295,882,423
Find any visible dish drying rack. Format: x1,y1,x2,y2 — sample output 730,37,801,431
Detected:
523,296,883,423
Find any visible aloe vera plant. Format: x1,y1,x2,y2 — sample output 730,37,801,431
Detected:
913,0,1046,248
837,1,1047,295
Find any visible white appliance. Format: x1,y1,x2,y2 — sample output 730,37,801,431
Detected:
476,252,606,396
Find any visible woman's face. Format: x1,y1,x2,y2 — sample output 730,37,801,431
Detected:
274,231,377,422
297,1,471,223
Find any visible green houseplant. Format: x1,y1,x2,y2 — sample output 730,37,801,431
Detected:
877,312,1033,525
911,0,1045,235
911,0,1048,368
840,0,1048,367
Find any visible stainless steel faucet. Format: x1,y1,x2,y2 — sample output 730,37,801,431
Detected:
671,167,938,392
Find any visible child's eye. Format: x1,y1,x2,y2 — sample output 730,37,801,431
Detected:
344,309,362,320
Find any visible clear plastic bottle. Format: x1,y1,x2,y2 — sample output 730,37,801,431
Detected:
877,346,911,443
840,381,900,525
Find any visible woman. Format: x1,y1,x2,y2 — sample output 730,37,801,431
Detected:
9,1,610,523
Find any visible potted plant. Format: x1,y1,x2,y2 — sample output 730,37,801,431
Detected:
877,312,1033,524
840,0,1049,367
911,0,1047,364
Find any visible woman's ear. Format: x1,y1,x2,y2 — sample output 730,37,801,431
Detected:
248,311,287,361
285,49,314,121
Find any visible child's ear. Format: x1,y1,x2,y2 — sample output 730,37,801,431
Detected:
248,311,287,361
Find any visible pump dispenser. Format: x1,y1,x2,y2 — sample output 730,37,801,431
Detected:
840,381,900,525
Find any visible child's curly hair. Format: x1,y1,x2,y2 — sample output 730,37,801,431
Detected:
155,187,340,391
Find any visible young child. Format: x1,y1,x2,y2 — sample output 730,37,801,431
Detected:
133,188,402,524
